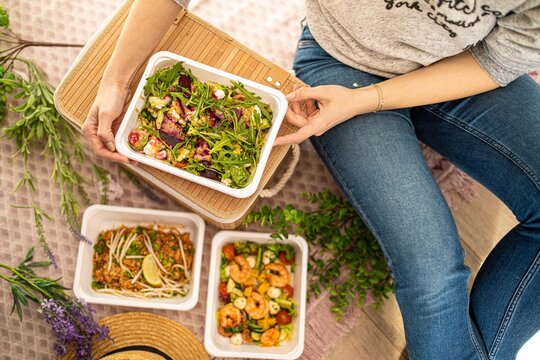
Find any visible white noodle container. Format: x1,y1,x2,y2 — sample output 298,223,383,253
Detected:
204,231,308,359
115,51,288,199
73,204,205,311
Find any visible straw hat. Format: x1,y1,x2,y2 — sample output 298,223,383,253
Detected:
61,312,208,360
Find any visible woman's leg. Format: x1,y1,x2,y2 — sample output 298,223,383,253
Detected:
411,75,540,360
294,27,483,359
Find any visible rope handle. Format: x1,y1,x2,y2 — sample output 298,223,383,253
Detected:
259,144,301,198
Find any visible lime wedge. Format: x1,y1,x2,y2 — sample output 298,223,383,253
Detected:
142,254,162,287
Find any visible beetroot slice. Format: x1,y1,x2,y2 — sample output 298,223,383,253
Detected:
161,114,183,140
178,74,192,92
159,130,182,147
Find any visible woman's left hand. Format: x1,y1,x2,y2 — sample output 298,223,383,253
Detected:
274,85,378,145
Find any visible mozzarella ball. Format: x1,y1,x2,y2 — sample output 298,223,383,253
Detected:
269,300,281,315
230,333,243,345
247,255,256,268
233,296,247,310
262,250,275,265
267,287,282,299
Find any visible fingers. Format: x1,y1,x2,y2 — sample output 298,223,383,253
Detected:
274,123,319,146
97,109,118,152
83,107,130,163
286,86,324,103
87,132,130,163
284,107,308,128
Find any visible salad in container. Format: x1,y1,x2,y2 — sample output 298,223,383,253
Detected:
115,52,288,198
205,231,307,359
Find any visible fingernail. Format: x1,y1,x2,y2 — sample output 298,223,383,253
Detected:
106,142,116,152
286,92,296,100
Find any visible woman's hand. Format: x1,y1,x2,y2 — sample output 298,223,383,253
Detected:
82,82,132,163
274,85,379,145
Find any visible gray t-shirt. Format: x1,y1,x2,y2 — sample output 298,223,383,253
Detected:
306,0,540,86
173,0,539,86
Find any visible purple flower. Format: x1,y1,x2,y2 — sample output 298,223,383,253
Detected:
40,298,110,360
69,227,92,245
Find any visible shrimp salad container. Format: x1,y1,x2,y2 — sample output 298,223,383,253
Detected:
73,205,205,311
115,51,288,199
204,231,308,359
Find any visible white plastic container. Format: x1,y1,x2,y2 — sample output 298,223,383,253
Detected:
115,51,288,199
73,204,205,311
204,231,308,359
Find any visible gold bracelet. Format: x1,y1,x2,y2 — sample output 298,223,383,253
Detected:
371,83,385,112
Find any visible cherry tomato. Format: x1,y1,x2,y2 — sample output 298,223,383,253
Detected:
282,284,294,298
222,244,236,261
275,310,292,325
279,251,294,265
218,326,232,337
218,282,228,299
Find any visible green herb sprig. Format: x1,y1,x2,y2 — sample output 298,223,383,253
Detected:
0,6,92,262
2,59,88,229
0,247,67,320
245,191,394,319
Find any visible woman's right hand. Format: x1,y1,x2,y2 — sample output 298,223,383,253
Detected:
80,0,183,163
82,81,132,163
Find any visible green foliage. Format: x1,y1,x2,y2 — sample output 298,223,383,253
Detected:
0,65,14,123
0,6,9,29
0,247,68,320
2,60,88,229
0,6,92,262
245,191,394,319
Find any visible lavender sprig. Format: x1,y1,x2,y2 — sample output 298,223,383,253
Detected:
11,204,58,268
0,247,109,358
69,227,92,245
40,299,109,359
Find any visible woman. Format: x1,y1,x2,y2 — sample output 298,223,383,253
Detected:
82,1,540,359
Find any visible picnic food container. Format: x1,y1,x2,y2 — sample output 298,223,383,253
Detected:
204,231,308,359
73,204,205,311
114,51,289,199
54,2,304,228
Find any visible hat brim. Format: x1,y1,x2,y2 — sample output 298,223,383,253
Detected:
60,312,208,360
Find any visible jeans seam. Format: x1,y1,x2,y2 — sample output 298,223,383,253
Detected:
488,249,540,358
422,105,540,193
467,317,488,360
297,39,318,49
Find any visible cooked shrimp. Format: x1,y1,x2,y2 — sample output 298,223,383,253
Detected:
245,292,269,320
218,304,242,328
230,256,252,284
260,327,280,347
265,263,289,288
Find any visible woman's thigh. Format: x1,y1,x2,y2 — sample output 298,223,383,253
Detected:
411,75,540,224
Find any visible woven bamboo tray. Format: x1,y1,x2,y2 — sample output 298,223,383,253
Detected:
54,0,303,229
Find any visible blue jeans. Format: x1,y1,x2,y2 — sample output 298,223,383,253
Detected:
294,26,540,360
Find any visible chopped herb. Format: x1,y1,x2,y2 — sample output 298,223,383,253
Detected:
92,281,105,289
93,241,105,255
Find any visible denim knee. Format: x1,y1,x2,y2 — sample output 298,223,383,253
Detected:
391,247,471,308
